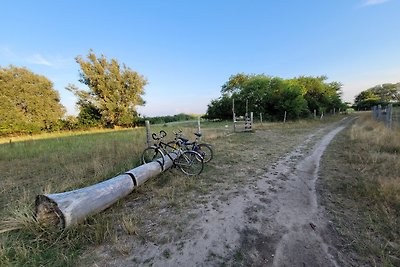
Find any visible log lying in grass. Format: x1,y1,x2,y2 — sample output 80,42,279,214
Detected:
35,152,178,228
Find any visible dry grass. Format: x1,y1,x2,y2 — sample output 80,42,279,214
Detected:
319,112,400,266
0,123,230,266
349,115,400,209
0,127,133,145
0,117,346,266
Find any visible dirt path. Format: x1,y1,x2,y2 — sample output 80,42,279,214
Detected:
89,118,353,266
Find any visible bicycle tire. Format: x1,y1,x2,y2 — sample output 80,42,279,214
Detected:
141,146,165,167
196,143,213,163
175,150,204,176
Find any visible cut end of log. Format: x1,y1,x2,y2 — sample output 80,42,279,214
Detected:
35,195,65,228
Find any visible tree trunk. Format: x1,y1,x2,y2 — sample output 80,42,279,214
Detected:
35,152,179,228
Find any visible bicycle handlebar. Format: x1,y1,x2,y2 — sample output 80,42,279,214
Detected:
160,130,167,138
172,129,183,136
152,130,168,140
151,133,159,140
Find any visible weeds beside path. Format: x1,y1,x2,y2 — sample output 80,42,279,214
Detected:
319,114,400,266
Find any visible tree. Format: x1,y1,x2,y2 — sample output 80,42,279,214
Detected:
221,73,252,95
368,83,400,102
68,50,147,127
205,95,233,120
0,65,65,134
77,102,102,127
206,73,344,121
353,83,400,110
277,84,309,119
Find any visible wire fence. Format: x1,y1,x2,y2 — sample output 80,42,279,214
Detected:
372,104,400,130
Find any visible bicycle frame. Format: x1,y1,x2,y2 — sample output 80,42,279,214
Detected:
141,130,204,175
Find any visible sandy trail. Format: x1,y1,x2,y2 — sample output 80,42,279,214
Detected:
94,118,352,266
170,119,350,266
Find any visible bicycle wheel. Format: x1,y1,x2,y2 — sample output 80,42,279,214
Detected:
196,143,214,163
141,146,165,166
175,150,204,176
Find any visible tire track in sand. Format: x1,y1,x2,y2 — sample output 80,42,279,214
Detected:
103,118,354,266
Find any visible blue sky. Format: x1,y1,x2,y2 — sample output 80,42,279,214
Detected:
1,0,399,116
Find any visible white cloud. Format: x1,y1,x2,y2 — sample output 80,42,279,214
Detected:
26,53,53,66
362,0,390,6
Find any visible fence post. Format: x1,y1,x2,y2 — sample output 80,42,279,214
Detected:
260,113,263,124
197,116,201,133
283,111,287,123
387,104,393,129
145,120,151,147
377,105,382,121
314,109,317,119
250,112,253,130
233,99,236,132
372,106,378,120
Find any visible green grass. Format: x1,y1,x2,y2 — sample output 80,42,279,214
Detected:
0,122,229,266
0,128,149,266
0,115,361,266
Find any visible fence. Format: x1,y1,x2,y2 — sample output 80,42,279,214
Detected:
233,112,253,132
372,104,400,130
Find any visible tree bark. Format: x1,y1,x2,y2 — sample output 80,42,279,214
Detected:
35,152,179,228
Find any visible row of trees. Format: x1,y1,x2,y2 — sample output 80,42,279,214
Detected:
4,49,396,135
205,74,346,121
144,113,198,125
0,51,147,135
354,83,400,110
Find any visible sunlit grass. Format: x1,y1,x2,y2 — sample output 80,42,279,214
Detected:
0,116,349,266
349,115,400,207
319,112,400,266
0,122,229,265
0,127,137,144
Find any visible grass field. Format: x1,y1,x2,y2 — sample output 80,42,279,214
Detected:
0,121,229,266
1,115,399,266
319,113,400,266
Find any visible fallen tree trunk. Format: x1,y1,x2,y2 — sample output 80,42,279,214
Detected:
35,152,178,228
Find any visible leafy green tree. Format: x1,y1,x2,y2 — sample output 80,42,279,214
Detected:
354,90,383,110
205,95,233,120
354,82,400,110
368,83,400,102
59,116,79,131
68,50,147,127
239,75,273,115
0,65,65,134
77,102,102,127
293,76,343,114
277,84,309,119
221,73,253,95
206,73,344,121
294,76,327,113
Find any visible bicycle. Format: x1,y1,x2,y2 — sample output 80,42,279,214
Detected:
141,130,204,176
167,130,214,163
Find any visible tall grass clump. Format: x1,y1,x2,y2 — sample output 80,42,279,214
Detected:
349,116,400,210
321,113,400,266
0,128,149,265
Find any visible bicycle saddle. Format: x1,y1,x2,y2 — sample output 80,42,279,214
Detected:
179,137,189,143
